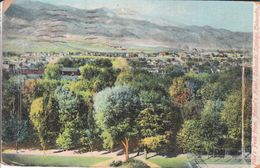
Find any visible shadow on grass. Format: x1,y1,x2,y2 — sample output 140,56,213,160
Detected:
147,153,159,159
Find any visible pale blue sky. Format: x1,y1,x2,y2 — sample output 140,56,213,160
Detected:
28,0,253,32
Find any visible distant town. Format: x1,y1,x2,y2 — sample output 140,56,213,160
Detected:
3,49,252,79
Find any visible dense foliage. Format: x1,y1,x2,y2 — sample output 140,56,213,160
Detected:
3,57,252,158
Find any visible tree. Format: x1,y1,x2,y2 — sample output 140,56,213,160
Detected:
198,67,242,102
177,120,202,154
181,99,202,120
94,85,141,161
56,127,74,150
89,58,113,68
137,81,181,155
3,76,22,120
169,77,191,107
184,72,209,97
30,97,47,152
137,108,168,159
221,90,242,153
22,79,41,120
45,63,63,80
80,64,117,92
177,100,224,155
200,100,224,156
2,119,30,152
30,95,59,152
55,86,88,150
163,65,184,78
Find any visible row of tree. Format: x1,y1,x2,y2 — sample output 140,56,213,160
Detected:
3,58,252,161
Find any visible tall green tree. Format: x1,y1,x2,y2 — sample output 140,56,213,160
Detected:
80,63,117,92
177,119,202,154
169,77,191,107
2,119,30,152
137,108,168,159
221,90,242,152
94,85,141,161
55,86,88,150
200,100,224,156
45,63,63,80
30,95,59,152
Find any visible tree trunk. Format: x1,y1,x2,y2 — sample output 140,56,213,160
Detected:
89,143,93,152
43,145,46,155
121,137,129,162
16,141,18,153
144,147,147,159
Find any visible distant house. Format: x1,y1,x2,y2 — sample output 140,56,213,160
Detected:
20,69,44,75
61,67,80,76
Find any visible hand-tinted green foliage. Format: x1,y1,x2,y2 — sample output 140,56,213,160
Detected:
3,76,23,120
116,70,169,95
220,90,242,151
137,108,163,137
4,58,251,157
178,100,225,154
55,86,88,149
184,72,209,97
177,120,203,153
2,119,30,144
121,159,150,168
56,127,75,150
199,100,225,154
89,58,113,68
169,77,191,106
163,65,185,79
94,85,141,160
94,85,141,140
181,99,202,120
198,67,242,102
80,64,118,92
30,95,59,151
109,160,123,167
45,63,63,80
58,58,74,67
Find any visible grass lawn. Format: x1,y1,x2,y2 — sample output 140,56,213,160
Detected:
71,56,129,69
112,57,129,69
199,157,251,165
149,156,189,168
71,55,112,59
3,154,111,167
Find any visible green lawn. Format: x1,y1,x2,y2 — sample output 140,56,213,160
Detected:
149,156,189,168
3,154,111,167
199,157,251,165
112,57,129,69
71,55,112,59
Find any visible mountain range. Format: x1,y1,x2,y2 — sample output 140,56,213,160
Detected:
3,0,252,53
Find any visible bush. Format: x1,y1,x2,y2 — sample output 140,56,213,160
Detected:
121,159,150,168
109,160,123,167
56,127,74,150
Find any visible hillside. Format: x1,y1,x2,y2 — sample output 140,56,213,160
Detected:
3,0,252,52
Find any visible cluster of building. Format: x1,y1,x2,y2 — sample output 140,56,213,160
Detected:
3,49,251,78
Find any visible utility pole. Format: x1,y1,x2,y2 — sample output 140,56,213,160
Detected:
241,63,245,159
0,1,3,164
241,61,251,159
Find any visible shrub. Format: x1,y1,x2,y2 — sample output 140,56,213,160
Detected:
109,160,123,167
121,159,150,168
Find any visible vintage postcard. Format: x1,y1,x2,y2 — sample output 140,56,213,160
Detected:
0,0,259,168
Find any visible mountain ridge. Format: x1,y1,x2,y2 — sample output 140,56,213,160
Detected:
3,1,252,52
